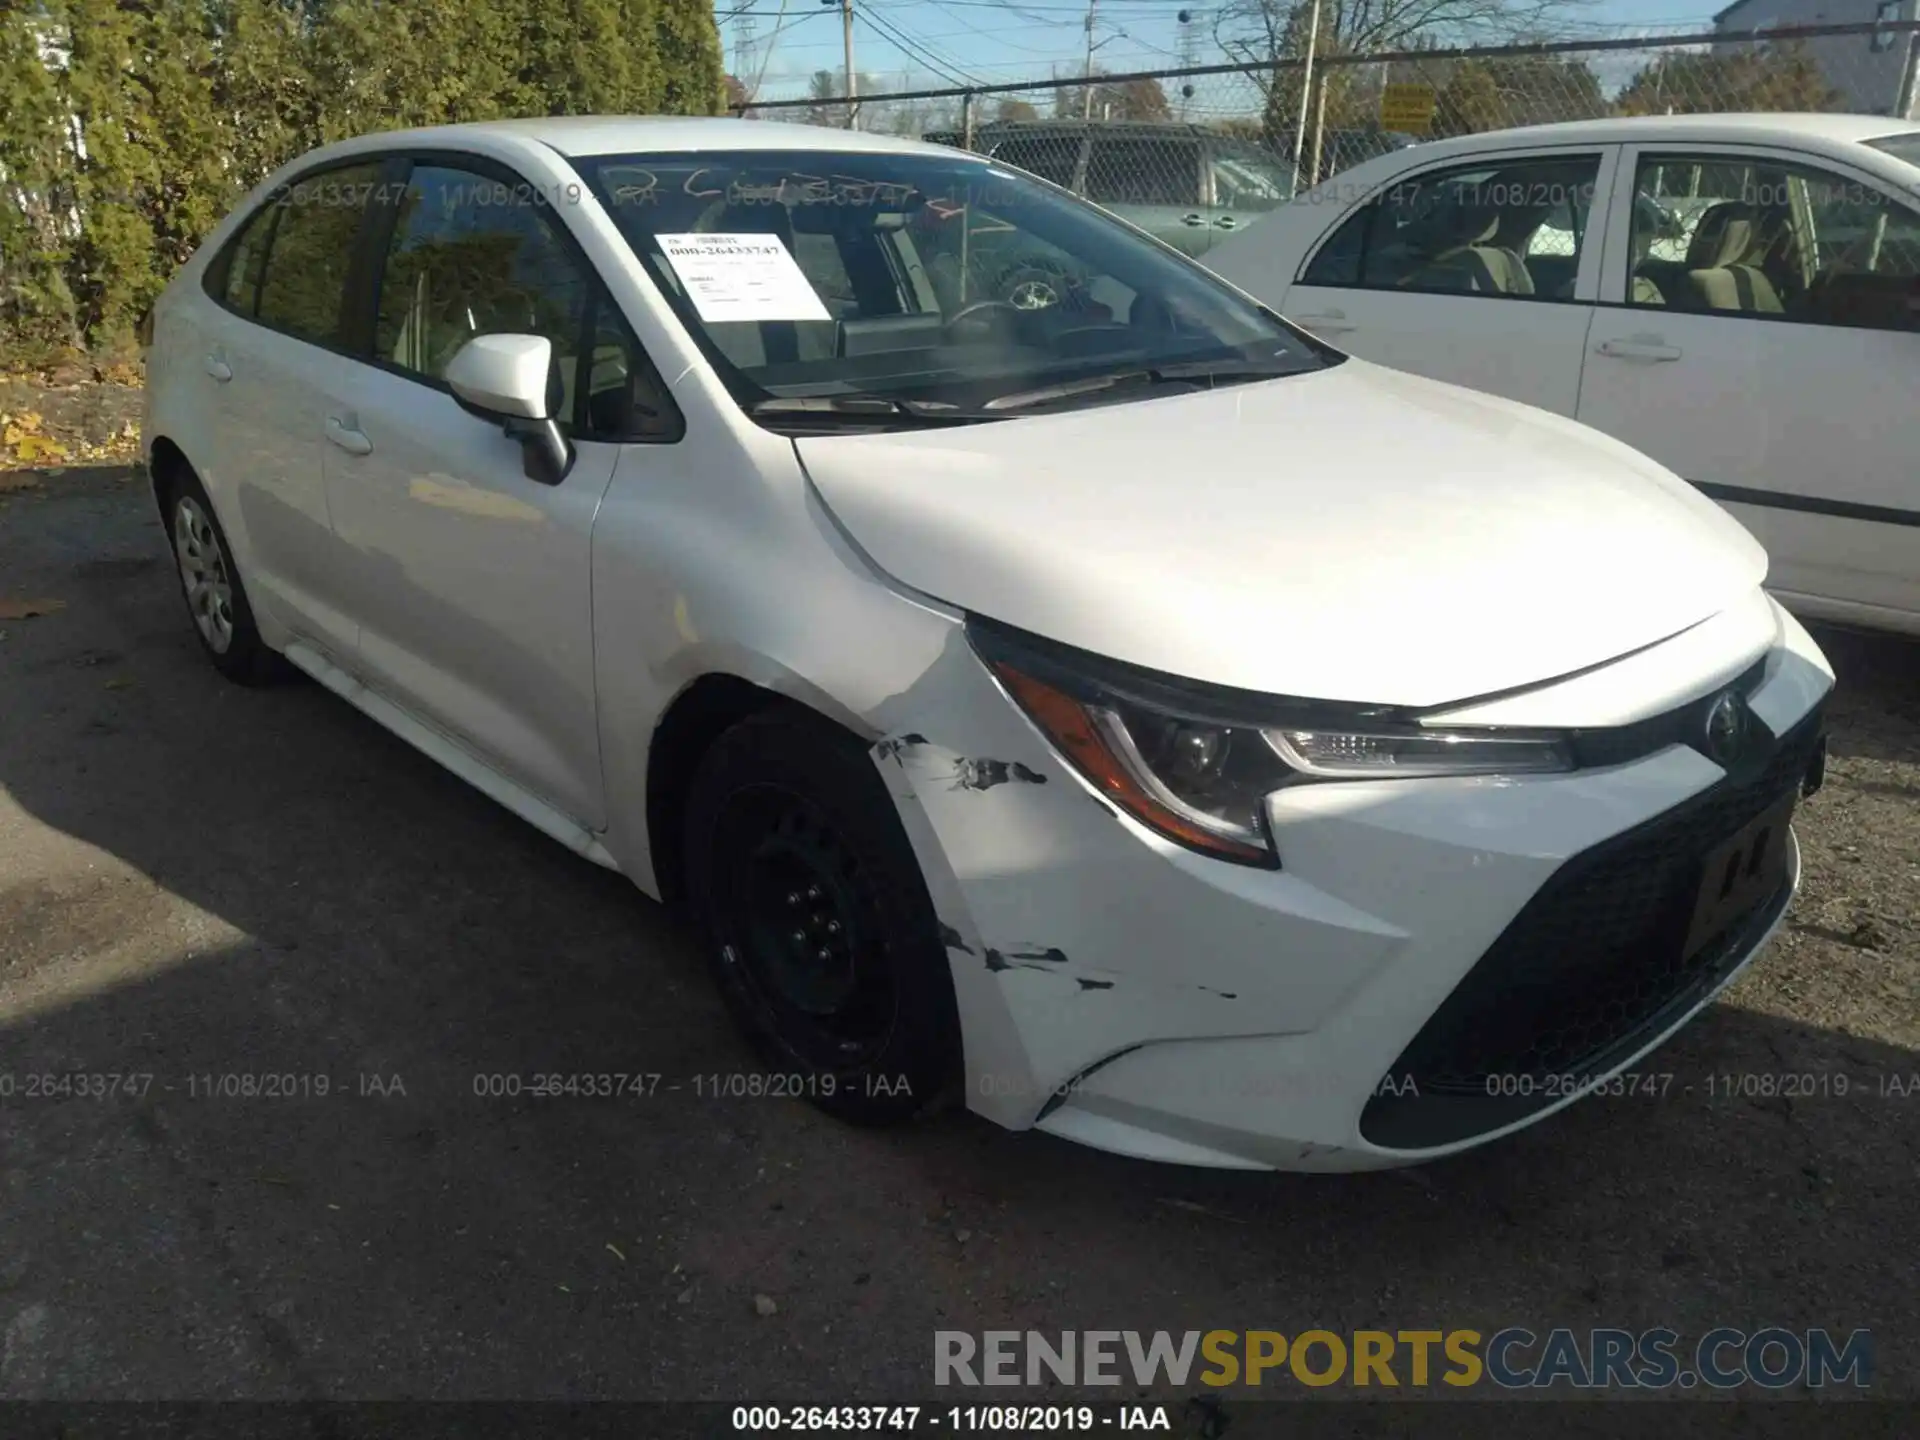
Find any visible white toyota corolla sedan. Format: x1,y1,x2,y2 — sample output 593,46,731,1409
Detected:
142,117,1833,1171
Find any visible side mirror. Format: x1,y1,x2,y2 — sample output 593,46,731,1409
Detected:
445,333,572,485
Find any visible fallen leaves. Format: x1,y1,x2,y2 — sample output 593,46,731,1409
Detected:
0,410,141,473
0,598,66,621
2,412,69,467
0,350,142,388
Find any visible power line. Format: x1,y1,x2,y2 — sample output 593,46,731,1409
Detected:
859,4,994,84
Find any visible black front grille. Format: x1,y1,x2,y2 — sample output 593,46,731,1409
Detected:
1565,656,1767,769
1362,706,1825,1151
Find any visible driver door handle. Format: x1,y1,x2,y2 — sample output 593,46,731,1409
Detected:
204,353,232,382
1293,309,1357,335
1596,336,1682,362
1181,213,1208,227
1213,215,1239,230
324,414,373,456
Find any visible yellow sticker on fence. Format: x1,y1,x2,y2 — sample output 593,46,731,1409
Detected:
1379,83,1437,135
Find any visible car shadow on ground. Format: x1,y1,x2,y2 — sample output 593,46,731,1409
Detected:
0,468,1914,1400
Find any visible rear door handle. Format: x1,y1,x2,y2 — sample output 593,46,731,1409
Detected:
324,415,373,456
1181,213,1208,227
204,353,232,382
1213,215,1239,230
1293,310,1357,335
1596,337,1682,362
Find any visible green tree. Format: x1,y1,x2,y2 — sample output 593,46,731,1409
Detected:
0,0,735,355
654,0,725,115
132,0,229,278
1492,53,1604,125
0,1,81,347
1432,57,1504,136
806,67,882,127
1088,76,1172,120
304,0,412,141
210,0,319,189
1614,44,1840,116
507,0,643,116
64,0,157,345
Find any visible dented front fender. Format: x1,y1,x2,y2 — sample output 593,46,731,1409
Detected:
866,627,1403,1133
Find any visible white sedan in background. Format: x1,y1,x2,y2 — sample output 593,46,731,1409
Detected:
1208,113,1920,637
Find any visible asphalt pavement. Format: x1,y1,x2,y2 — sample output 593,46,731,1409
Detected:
0,465,1914,1407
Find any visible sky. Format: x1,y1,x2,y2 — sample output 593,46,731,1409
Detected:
717,0,1740,106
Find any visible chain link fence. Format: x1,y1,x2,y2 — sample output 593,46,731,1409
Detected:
735,21,1920,204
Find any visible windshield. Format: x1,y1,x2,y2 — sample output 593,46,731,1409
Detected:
581,149,1330,421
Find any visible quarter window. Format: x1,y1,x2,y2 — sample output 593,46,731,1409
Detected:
219,208,274,315
1300,155,1601,300
1626,153,1920,330
255,163,384,344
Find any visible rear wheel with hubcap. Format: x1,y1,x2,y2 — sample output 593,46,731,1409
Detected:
164,467,283,684
683,709,962,1123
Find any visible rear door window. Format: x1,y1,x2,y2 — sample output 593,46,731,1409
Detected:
1300,154,1601,299
215,207,275,316
255,162,385,345
990,134,1083,188
1086,137,1196,207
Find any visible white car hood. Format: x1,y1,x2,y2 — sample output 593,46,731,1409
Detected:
796,359,1767,707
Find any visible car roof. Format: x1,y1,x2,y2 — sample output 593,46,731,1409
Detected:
967,119,1220,139
1400,111,1920,155
295,115,971,164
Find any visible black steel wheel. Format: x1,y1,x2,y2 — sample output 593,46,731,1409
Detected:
683,708,962,1124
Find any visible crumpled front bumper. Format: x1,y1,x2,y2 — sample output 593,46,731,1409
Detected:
866,597,1834,1171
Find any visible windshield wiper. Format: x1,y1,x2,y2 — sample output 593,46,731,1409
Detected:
981,360,1306,413
749,395,998,426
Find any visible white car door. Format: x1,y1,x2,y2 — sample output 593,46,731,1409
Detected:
1579,143,1920,630
193,161,385,663
1256,145,1619,417
318,157,680,830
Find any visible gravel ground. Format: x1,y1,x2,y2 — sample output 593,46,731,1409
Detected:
0,461,1914,1411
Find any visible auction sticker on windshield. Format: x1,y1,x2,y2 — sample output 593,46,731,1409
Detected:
657,232,831,323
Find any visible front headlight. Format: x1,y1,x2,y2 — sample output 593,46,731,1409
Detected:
971,622,1573,868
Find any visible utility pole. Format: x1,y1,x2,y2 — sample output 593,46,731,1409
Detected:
1082,0,1097,118
841,0,860,129
821,0,859,128
1290,0,1321,191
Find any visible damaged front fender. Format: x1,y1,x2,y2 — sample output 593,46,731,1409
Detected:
866,627,1403,1133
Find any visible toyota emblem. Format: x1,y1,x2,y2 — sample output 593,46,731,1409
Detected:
1703,691,1750,766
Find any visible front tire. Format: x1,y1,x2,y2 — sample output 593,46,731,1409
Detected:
163,466,284,685
683,709,963,1124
